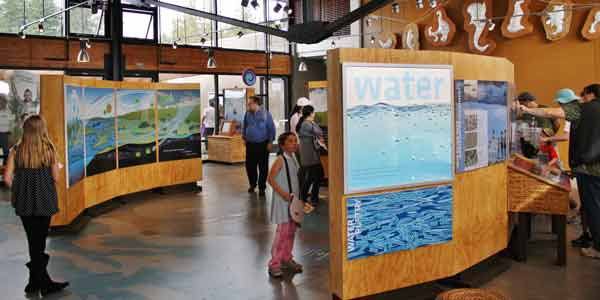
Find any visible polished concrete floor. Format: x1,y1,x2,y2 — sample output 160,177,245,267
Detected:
0,163,599,300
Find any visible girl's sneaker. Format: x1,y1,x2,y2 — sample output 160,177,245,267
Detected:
581,247,600,259
282,260,303,273
268,267,284,278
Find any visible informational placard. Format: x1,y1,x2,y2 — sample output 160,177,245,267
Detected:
455,80,509,173
157,89,202,161
343,63,454,194
309,87,328,127
223,89,246,133
116,90,157,168
82,87,117,177
347,184,453,260
65,85,85,187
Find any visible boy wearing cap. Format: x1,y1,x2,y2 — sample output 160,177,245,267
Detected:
521,85,600,259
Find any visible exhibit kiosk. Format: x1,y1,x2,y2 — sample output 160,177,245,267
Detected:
327,49,512,299
39,76,203,227
206,88,254,163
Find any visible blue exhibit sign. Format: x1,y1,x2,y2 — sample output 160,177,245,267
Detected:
342,63,454,194
346,184,453,260
242,69,257,86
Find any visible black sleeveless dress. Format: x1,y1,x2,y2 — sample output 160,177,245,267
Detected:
11,150,59,217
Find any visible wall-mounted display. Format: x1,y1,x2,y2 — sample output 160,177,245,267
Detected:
402,23,420,50
342,63,453,194
541,0,572,41
0,70,41,154
346,184,453,260
116,90,157,168
455,80,509,173
82,87,117,177
501,0,534,39
223,88,246,133
582,7,600,40
157,89,202,161
425,6,456,47
65,85,85,187
463,0,496,55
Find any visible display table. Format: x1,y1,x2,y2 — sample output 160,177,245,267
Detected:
508,155,570,266
207,135,246,163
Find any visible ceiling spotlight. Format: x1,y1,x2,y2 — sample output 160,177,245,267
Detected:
428,0,438,8
274,2,282,13
241,0,249,7
250,0,259,9
38,20,45,33
172,40,178,49
18,31,26,39
77,39,90,63
284,5,292,15
237,31,244,38
331,40,336,49
85,40,92,49
207,55,217,69
392,2,401,14
200,37,207,44
370,36,376,44
416,0,424,9
298,60,308,72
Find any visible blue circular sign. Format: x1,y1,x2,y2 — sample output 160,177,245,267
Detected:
242,69,257,86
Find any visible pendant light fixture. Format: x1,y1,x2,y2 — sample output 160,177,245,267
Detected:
206,48,217,69
77,39,91,63
274,2,282,13
298,60,308,72
250,0,259,9
241,0,249,7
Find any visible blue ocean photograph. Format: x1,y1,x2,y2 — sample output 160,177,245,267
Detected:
157,89,202,161
65,85,85,187
456,80,508,173
82,87,116,177
346,185,453,260
116,89,157,168
343,64,454,193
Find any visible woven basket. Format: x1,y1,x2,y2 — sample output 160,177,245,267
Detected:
436,288,510,300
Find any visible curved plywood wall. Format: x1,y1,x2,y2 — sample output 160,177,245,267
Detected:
41,76,202,227
327,49,512,299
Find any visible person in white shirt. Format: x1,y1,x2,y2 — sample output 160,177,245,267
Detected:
290,97,311,135
202,100,216,136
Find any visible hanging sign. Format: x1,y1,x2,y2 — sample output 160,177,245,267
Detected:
242,69,257,86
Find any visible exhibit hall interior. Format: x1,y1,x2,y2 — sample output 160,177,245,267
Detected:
1,1,600,300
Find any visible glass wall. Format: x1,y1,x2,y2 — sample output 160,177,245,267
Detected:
0,0,64,36
123,9,155,40
159,0,215,47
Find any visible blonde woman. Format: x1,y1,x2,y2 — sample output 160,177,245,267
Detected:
3,115,69,296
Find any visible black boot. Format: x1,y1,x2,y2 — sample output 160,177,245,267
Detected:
39,254,69,297
24,262,40,294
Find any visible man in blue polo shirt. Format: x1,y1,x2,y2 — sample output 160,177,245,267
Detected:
243,96,276,196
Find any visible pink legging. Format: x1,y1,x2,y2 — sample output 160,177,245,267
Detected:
269,221,297,268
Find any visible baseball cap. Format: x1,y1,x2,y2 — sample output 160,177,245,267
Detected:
297,97,311,106
554,88,580,104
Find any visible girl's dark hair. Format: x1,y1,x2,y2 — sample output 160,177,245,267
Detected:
277,132,296,155
296,105,315,133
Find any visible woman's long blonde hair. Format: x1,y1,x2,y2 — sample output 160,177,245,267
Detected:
16,115,57,168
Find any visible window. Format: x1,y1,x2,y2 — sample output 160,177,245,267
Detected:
267,0,289,53
123,8,155,40
218,0,266,51
69,6,105,36
0,0,64,36
159,0,215,47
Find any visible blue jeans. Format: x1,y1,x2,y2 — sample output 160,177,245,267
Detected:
576,173,600,251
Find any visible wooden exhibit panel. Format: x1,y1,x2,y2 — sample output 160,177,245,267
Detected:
327,49,512,300
207,135,246,163
42,76,203,226
508,166,569,215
